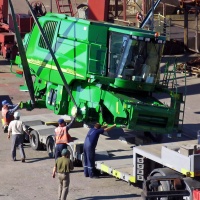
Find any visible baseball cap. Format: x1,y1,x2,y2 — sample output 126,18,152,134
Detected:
61,148,70,156
58,118,65,124
2,100,8,106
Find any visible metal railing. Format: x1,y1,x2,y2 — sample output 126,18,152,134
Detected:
154,13,171,40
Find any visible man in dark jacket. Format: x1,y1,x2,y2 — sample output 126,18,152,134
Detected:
83,123,116,178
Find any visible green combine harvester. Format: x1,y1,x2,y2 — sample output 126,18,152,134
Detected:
14,12,184,136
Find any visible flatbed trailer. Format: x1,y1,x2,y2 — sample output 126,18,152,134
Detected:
21,113,200,199
134,140,200,199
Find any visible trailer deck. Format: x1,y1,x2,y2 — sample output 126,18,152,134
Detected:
133,140,200,181
21,113,199,184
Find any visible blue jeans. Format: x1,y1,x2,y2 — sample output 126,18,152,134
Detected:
55,143,67,160
11,134,25,160
83,137,95,178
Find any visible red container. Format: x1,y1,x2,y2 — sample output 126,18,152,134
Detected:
0,33,16,59
193,189,200,200
9,14,33,37
0,32,15,43
88,0,110,21
0,0,8,23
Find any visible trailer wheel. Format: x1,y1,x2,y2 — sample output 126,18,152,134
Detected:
183,177,200,200
152,172,168,200
46,137,55,158
148,168,185,200
67,145,74,163
30,130,42,150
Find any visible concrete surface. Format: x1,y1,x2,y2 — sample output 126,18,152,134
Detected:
1,53,200,200
1,2,143,200
0,1,199,199
0,60,142,200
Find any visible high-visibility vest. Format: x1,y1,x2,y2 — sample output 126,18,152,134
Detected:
1,107,14,125
55,126,71,144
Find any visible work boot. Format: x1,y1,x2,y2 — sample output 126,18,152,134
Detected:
21,158,25,163
3,125,8,133
90,176,99,179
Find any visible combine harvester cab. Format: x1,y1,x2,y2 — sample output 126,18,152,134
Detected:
15,12,184,136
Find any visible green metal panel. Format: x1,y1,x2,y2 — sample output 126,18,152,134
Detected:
113,78,155,92
50,38,87,85
88,44,107,75
78,84,101,103
15,55,21,65
133,107,173,133
88,24,108,45
66,82,102,121
46,83,68,115
33,77,46,98
101,91,127,119
27,58,52,82
15,13,183,134
26,17,61,82
59,18,108,45
70,82,101,107
58,19,90,42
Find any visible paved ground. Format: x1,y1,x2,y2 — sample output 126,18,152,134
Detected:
1,54,200,200
1,1,143,200
0,60,142,200
0,1,200,200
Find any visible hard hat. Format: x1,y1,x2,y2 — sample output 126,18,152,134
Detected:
2,100,8,106
14,111,20,119
58,118,65,124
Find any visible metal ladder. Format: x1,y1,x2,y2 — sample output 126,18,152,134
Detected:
55,0,78,17
161,60,187,136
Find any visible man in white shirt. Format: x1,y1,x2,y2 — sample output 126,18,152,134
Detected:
8,111,30,162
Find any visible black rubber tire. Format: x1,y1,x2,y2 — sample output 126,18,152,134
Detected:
144,132,163,143
149,168,182,200
30,130,42,150
152,172,168,200
46,137,55,158
67,145,74,162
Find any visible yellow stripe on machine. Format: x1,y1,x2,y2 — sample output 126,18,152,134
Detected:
116,101,120,114
27,58,84,78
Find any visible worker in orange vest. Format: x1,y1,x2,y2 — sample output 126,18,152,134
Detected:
54,117,76,160
1,100,21,133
